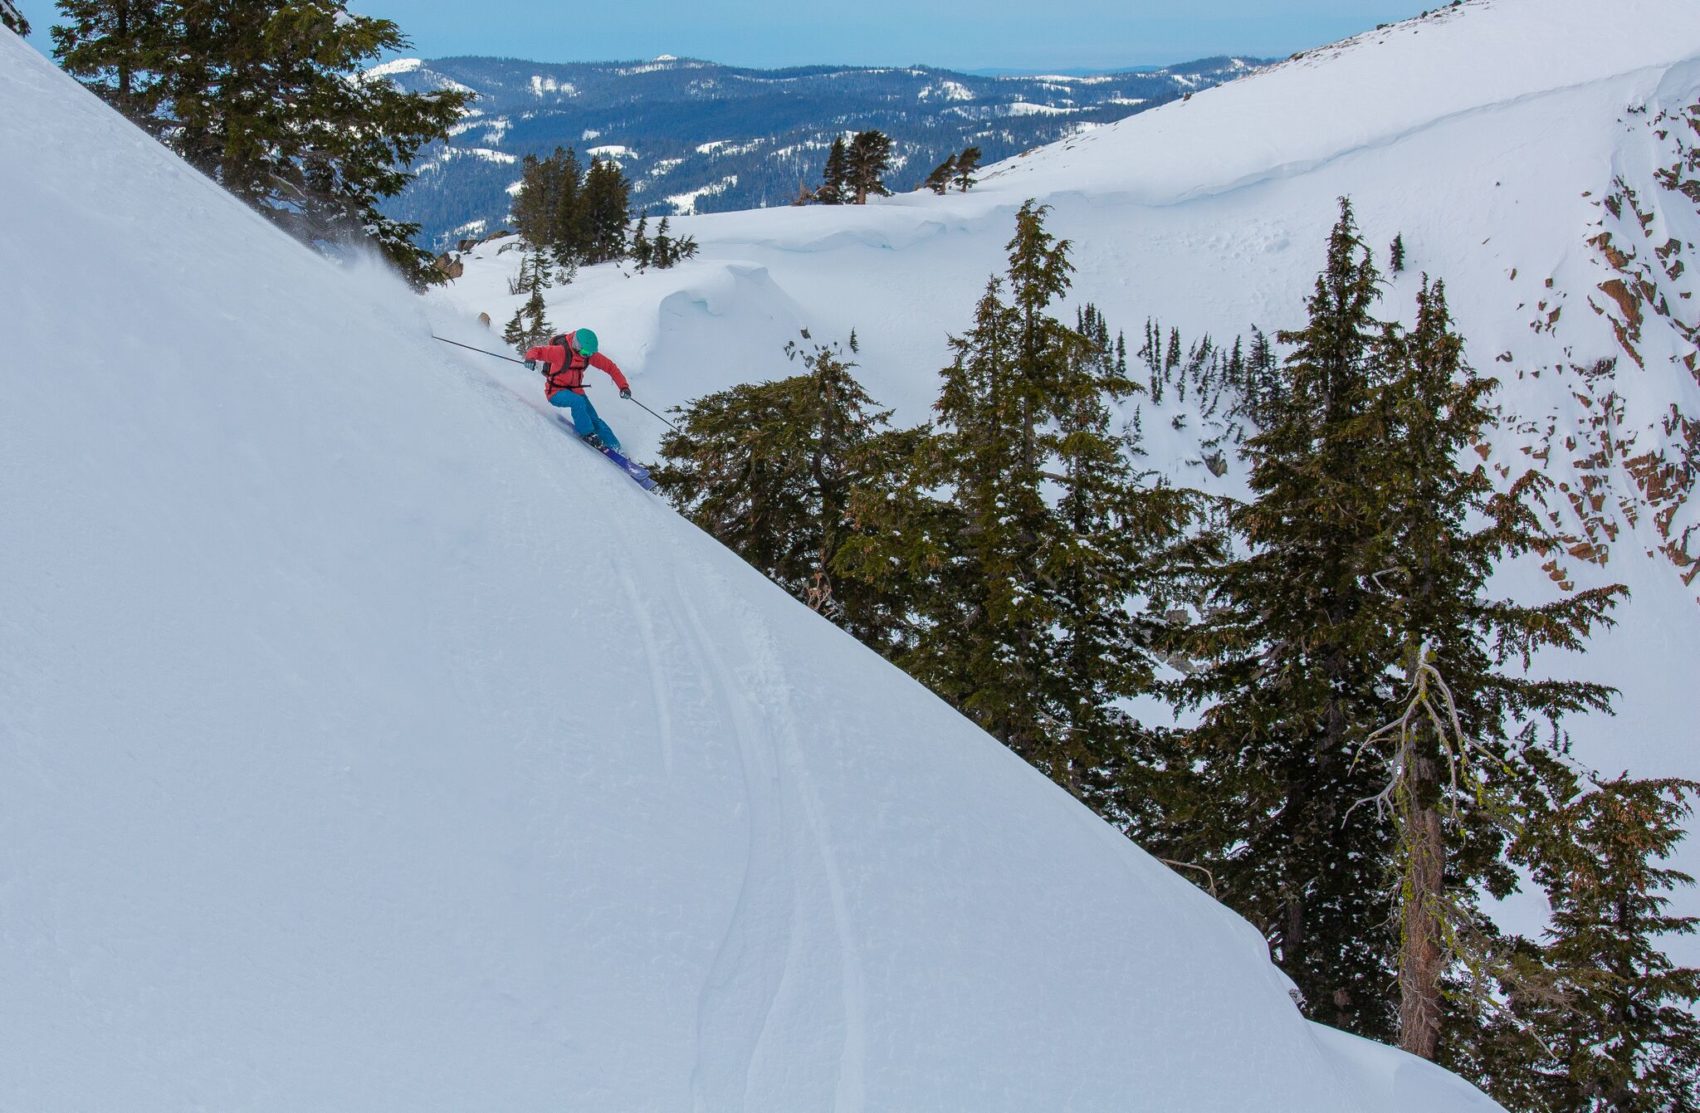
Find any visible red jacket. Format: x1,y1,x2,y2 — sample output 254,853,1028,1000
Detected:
524,335,631,399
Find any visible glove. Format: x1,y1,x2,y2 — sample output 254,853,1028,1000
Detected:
620,387,632,399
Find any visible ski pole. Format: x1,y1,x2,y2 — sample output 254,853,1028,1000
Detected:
626,394,681,434
431,334,530,365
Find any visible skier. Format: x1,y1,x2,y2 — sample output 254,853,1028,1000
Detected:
524,327,632,450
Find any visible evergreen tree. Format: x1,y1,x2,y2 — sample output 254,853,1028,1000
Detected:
579,156,631,265
1162,203,1624,1051
816,136,849,205
52,0,470,285
651,216,673,268
1390,233,1407,274
953,146,982,191
923,154,956,195
846,129,895,204
1478,767,1700,1113
1365,277,1619,1059
3,0,30,34
1239,324,1281,424
653,337,916,653
549,146,585,261
51,0,167,124
842,200,1191,791
1041,303,1194,796
899,205,1070,762
1164,198,1407,1040
629,212,652,270
510,151,558,247
501,247,551,351
669,230,700,264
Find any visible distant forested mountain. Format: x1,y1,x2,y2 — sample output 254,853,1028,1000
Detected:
376,54,1264,247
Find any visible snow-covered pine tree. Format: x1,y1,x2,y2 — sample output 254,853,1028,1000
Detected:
50,0,166,124
2,0,29,35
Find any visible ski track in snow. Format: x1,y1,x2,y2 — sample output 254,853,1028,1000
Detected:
613,559,679,775
744,612,870,1113
676,576,796,1112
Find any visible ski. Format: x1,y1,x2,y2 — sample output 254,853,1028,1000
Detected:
595,443,658,491
553,416,657,490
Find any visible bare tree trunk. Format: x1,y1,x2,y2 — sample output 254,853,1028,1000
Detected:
1399,758,1445,1059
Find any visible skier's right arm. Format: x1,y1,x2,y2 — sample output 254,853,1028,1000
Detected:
524,344,564,373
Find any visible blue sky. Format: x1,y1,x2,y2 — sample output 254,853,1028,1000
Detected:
14,0,1435,71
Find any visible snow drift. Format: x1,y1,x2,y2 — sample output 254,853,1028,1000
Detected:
0,27,1496,1113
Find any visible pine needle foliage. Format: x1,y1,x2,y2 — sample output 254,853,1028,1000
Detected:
510,146,635,269
1364,276,1621,1059
816,136,850,205
652,336,916,653
841,200,1196,791
52,0,471,286
845,129,895,204
3,0,30,34
1161,197,1409,1039
1470,764,1700,1113
1162,200,1623,1051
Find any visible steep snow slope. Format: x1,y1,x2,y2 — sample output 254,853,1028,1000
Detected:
0,29,1494,1113
436,0,1700,953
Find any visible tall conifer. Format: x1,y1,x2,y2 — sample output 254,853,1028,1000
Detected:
1366,277,1620,1059
1166,198,1404,1039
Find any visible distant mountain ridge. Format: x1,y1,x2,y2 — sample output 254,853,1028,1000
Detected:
378,53,1264,247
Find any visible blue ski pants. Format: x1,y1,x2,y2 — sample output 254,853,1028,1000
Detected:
549,390,621,451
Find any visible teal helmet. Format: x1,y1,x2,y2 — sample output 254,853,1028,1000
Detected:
573,327,599,357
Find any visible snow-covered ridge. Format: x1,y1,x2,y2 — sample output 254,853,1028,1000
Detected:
364,56,421,77
974,0,1700,597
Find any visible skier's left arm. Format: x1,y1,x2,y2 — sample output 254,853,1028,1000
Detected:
590,351,632,397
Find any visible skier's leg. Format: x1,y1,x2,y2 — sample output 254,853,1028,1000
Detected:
582,399,622,451
552,391,598,439
592,414,622,452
